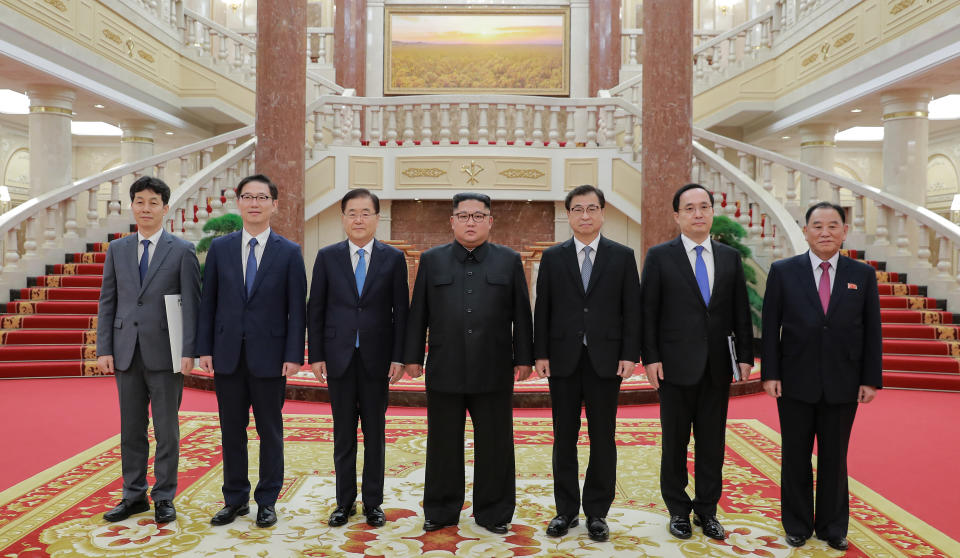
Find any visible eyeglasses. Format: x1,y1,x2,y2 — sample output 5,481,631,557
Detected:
679,204,714,215
345,211,376,220
453,212,491,223
570,205,602,215
239,194,273,202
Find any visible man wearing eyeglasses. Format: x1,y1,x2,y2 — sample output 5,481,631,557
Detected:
197,174,307,528
640,183,753,541
307,188,408,529
533,185,640,542
403,192,534,535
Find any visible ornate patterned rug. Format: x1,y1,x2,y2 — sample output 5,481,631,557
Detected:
1,414,955,557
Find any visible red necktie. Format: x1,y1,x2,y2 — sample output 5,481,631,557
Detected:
818,261,831,313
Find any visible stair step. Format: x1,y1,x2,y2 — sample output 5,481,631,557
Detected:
883,339,960,356
11,287,102,301
0,344,96,362
882,323,960,339
27,276,103,288
0,315,97,329
5,301,99,315
45,264,104,276
876,271,906,283
882,355,960,374
0,360,100,379
880,309,957,324
877,284,923,295
0,330,95,344
65,252,107,264
878,296,943,310
883,371,960,391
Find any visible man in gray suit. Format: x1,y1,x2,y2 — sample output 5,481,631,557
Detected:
96,176,201,524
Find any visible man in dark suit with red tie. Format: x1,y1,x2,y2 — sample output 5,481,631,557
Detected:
640,183,754,541
308,189,408,528
761,201,882,551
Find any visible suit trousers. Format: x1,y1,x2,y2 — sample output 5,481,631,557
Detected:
115,343,183,502
214,344,287,507
658,373,730,517
548,346,622,517
328,349,389,508
424,388,515,526
777,396,858,540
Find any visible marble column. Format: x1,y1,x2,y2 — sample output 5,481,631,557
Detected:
120,120,156,181
641,0,693,257
27,85,75,197
798,123,837,210
257,0,307,246
336,0,366,94
589,0,621,96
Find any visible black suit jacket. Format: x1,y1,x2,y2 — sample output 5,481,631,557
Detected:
640,235,754,386
533,236,641,377
404,241,534,393
760,252,882,404
308,239,409,380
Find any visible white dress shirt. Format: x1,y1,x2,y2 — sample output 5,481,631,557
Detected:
680,234,715,293
241,227,271,287
136,228,164,267
573,234,600,270
348,238,375,272
809,250,840,293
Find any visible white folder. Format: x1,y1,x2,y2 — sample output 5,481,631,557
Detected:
727,334,741,381
164,294,184,373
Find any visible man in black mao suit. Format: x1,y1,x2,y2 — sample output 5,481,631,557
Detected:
533,185,640,542
640,184,754,541
197,175,307,528
403,192,534,535
308,188,408,528
761,202,882,552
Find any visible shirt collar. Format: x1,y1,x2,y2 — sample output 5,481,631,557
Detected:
809,250,840,271
453,240,489,263
349,238,375,257
137,229,163,246
681,234,712,254
242,227,271,248
573,234,601,255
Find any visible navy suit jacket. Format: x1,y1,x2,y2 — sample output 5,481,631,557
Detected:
307,239,409,379
761,252,882,404
196,230,307,377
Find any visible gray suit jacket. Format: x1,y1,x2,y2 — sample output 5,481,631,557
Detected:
96,230,201,371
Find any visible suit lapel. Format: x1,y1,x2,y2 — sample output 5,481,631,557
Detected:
585,236,610,295
560,238,584,295
120,235,140,287
669,236,708,310
224,233,246,301
359,240,386,302
138,231,173,295
338,241,360,301
707,240,725,310
248,232,282,299
825,255,849,320
798,252,826,315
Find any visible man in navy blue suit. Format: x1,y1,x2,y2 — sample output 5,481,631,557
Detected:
308,189,408,528
197,174,307,528
761,201,882,551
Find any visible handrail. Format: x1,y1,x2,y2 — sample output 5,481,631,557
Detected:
184,8,255,49
694,10,775,54
307,71,345,95
308,94,642,113
607,72,642,97
167,138,257,212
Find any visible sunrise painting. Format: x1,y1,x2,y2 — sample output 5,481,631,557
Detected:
385,9,569,95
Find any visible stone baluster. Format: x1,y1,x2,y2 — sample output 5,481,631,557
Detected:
916,223,931,268
724,180,736,217
351,106,362,146
183,194,197,240
402,107,415,146
629,34,638,64
761,160,773,192
547,107,561,147
622,113,634,155
247,52,257,81
86,185,99,225
727,36,737,66
317,31,327,64
785,168,799,209
109,179,122,216
197,180,210,231
457,103,470,145
873,203,890,246
385,106,399,147
24,216,39,258
564,108,576,148
369,107,382,147
313,108,325,153
210,175,224,217
830,183,841,205
63,197,79,239
4,229,20,271
43,206,58,248
738,191,750,227
531,105,545,147
332,105,343,145
585,106,597,147
342,106,354,146
936,236,952,278
420,104,433,145
853,195,866,233
223,167,238,213
514,105,527,145
438,104,452,146
762,214,774,255
477,104,490,145
495,104,508,146
233,43,244,72
894,213,910,256
738,151,750,176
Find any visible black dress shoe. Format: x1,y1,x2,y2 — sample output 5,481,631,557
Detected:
586,516,609,542
668,515,692,539
210,504,250,526
546,514,579,537
103,499,150,522
819,536,849,551
693,513,726,540
328,504,356,527
477,520,509,535
785,534,807,547
423,519,457,531
364,506,386,527
256,505,277,527
154,500,176,523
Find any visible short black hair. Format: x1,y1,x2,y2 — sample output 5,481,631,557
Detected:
672,183,714,212
452,192,491,211
236,174,278,199
564,185,606,210
341,188,380,213
129,176,170,205
805,201,846,224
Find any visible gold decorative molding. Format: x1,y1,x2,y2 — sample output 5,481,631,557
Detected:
882,110,928,120
499,168,545,180
460,160,484,185
121,136,154,144
801,52,819,67
125,39,136,58
102,29,122,45
137,50,155,64
833,32,855,49
401,167,447,179
43,0,67,12
890,0,917,15
800,140,836,148
29,106,73,116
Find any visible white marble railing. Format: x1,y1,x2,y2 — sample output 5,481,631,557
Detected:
692,9,777,90
306,27,335,66
306,95,641,158
182,8,257,82
621,29,721,66
0,127,253,279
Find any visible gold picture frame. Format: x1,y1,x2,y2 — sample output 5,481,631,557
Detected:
384,6,570,96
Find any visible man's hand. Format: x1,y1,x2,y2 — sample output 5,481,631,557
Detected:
311,361,327,384
535,359,551,378
404,364,423,378
617,361,636,379
644,362,663,389
198,356,214,375
389,363,405,384
515,365,533,382
858,385,878,403
736,362,753,383
282,362,301,377
97,355,114,375
180,357,195,376
762,380,782,398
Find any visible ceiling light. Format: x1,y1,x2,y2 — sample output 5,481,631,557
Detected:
71,121,123,136
164,131,174,135
93,104,105,109
850,108,862,113
930,94,960,120
781,136,791,140
835,126,884,142
0,89,29,115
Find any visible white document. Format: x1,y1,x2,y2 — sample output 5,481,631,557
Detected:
727,334,741,381
165,294,183,373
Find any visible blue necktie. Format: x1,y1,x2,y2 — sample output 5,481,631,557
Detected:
581,246,593,291
139,239,150,284
695,245,710,305
355,248,366,347
245,238,258,298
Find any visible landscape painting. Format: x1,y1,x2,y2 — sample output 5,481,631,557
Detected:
385,8,569,95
